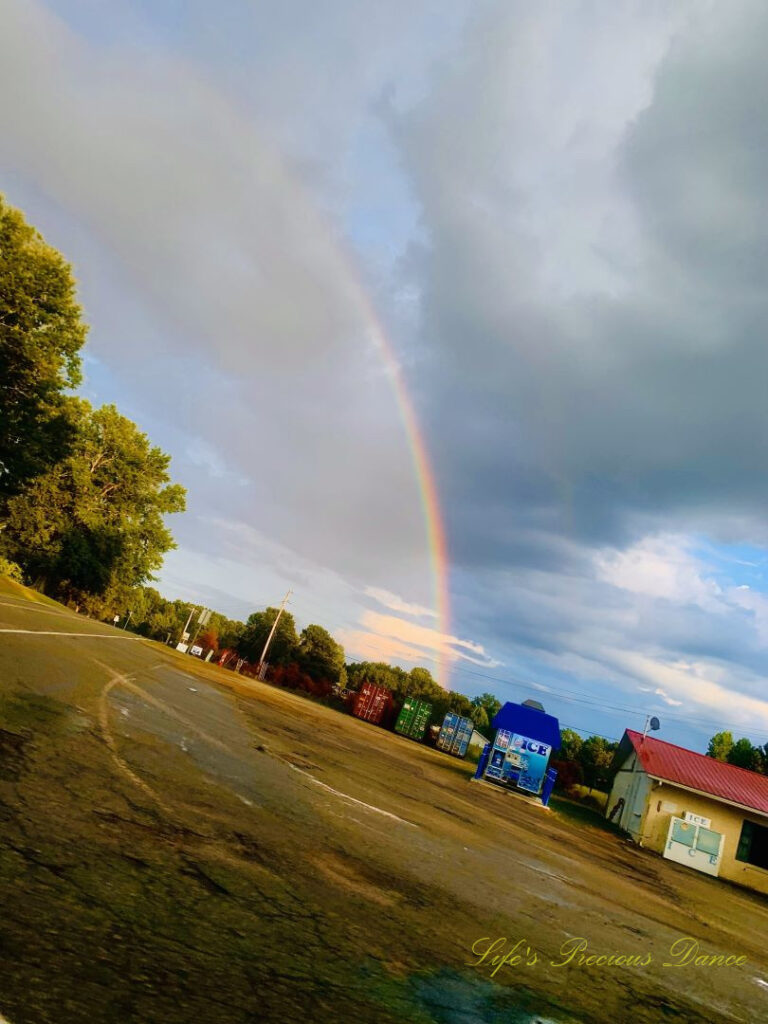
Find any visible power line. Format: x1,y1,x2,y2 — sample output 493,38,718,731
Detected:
445,661,768,737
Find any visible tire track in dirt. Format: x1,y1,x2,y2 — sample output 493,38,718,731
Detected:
97,669,172,812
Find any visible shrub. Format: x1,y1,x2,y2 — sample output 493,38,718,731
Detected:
0,557,23,582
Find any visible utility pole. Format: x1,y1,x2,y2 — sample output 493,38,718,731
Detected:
177,607,197,649
188,608,211,652
257,590,292,678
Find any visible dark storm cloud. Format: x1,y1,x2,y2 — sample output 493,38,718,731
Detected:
393,0,768,573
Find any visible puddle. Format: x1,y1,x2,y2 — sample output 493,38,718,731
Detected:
360,965,579,1024
408,969,574,1024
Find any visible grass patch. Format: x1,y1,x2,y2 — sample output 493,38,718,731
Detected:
550,795,625,836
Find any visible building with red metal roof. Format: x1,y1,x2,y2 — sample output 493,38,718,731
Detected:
606,728,768,894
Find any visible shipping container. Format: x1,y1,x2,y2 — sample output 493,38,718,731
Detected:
351,681,393,725
436,712,474,758
395,697,432,741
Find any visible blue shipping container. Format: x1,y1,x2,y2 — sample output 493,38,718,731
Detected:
436,712,473,758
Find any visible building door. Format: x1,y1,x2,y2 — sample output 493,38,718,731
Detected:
664,816,724,876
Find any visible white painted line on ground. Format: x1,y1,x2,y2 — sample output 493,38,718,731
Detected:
0,599,76,618
284,761,418,828
0,629,138,638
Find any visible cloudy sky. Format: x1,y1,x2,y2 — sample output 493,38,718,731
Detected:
5,0,768,750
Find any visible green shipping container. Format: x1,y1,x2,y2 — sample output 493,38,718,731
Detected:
394,697,432,741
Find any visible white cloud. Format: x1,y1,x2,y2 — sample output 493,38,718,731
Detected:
595,535,723,609
653,687,683,708
363,586,437,619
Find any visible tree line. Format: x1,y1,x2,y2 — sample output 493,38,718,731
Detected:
109,580,508,728
551,728,619,793
706,731,768,773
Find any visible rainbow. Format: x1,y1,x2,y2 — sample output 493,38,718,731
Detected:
352,290,452,691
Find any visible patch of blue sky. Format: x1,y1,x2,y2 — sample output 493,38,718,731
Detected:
690,535,768,591
340,119,422,275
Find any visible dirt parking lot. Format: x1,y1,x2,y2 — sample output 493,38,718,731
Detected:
1,581,767,1023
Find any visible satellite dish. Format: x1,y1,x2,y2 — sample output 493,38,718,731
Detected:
650,716,661,731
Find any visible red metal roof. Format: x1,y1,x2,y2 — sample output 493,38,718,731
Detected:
626,729,768,817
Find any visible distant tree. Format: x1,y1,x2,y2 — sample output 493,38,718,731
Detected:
447,691,475,719
469,704,489,731
408,666,437,695
237,607,299,667
471,692,502,724
199,629,219,653
707,731,734,762
2,402,185,606
346,661,408,693
143,604,182,643
296,624,345,683
0,196,87,503
727,737,761,772
217,617,245,653
556,728,583,762
402,667,445,706
270,662,332,699
578,736,617,793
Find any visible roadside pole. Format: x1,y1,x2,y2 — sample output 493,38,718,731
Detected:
177,607,196,650
256,590,292,678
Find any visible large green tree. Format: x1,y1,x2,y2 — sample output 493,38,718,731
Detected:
471,692,502,724
469,704,489,731
296,624,345,683
706,731,734,762
3,402,185,606
728,737,762,772
556,728,583,762
237,607,299,667
346,661,408,693
578,736,617,792
0,196,86,501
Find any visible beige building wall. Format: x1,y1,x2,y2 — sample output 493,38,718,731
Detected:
632,777,768,895
607,752,653,839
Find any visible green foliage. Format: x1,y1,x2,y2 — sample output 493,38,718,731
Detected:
237,607,299,666
447,691,474,719
471,692,501,723
2,402,185,606
704,731,768,773
728,737,763,771
296,624,345,683
577,735,618,791
556,728,583,762
706,731,734,762
0,556,23,582
469,704,489,731
0,196,86,501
